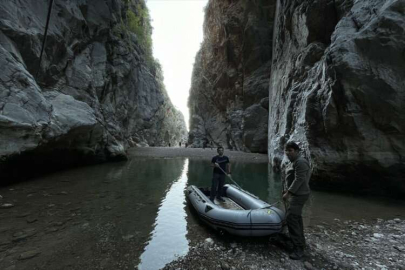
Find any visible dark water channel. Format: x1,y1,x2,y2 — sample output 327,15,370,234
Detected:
1,157,404,269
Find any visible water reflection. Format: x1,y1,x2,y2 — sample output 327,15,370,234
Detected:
2,154,405,270
138,159,189,270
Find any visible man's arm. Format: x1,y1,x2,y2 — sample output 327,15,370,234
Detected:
226,162,231,174
211,157,218,168
288,159,310,194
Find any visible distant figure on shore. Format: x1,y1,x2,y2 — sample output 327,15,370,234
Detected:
203,138,209,149
168,143,171,147
282,141,311,260
179,141,181,147
185,142,188,148
210,146,231,203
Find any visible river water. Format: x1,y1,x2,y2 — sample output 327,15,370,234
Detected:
1,156,404,270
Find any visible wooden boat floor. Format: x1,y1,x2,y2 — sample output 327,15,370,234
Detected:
214,197,244,210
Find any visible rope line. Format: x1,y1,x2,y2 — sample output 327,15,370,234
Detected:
216,165,242,189
36,0,55,79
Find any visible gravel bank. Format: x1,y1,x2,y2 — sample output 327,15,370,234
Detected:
163,218,405,270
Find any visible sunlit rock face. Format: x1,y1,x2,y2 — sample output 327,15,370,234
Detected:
269,0,405,194
0,0,187,181
188,0,276,153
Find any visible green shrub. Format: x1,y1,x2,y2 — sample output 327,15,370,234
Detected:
126,3,154,67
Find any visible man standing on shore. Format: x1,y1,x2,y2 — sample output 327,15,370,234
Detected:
283,141,311,260
210,146,231,203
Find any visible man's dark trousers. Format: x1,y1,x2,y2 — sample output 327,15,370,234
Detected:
210,173,226,200
286,194,309,251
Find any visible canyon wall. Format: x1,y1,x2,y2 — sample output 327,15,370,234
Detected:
0,0,187,182
188,0,276,153
269,0,405,194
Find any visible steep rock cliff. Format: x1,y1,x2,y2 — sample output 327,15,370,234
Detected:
269,0,405,194
188,0,276,153
0,0,187,181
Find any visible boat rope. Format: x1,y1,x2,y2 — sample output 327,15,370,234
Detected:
281,168,288,221
36,0,55,79
247,209,253,230
260,200,281,209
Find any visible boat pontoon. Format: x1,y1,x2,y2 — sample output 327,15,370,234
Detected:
186,184,285,236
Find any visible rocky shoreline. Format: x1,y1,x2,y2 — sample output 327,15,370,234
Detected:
128,147,269,163
163,218,405,270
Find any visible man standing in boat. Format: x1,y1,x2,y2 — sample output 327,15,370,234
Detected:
283,141,311,260
210,146,231,203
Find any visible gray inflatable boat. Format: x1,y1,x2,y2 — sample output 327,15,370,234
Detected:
186,184,285,236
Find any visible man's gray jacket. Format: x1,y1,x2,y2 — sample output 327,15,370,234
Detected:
285,155,311,195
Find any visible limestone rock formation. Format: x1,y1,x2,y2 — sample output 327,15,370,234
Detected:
188,0,276,153
269,0,405,194
0,0,187,181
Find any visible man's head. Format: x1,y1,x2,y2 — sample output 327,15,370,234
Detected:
217,146,224,156
284,141,300,161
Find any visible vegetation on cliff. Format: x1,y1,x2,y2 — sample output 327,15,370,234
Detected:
114,0,155,70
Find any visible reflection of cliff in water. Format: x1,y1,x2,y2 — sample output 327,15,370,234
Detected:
138,159,189,270
64,157,187,268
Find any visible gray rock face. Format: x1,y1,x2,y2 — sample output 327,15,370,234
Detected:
269,0,405,194
0,0,187,182
188,0,276,153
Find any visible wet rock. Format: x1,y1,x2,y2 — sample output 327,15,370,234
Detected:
51,221,66,227
393,246,404,252
26,216,38,224
304,261,313,270
18,250,41,260
0,203,14,209
394,218,401,223
204,238,214,249
221,262,230,270
12,228,37,242
16,212,31,218
46,227,60,233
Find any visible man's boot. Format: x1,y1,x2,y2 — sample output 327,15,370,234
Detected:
289,248,304,260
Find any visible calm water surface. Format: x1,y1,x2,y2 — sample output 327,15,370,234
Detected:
1,156,404,270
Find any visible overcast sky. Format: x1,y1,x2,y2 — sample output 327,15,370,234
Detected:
146,0,208,130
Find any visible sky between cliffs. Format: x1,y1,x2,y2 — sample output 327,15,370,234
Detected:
147,0,208,130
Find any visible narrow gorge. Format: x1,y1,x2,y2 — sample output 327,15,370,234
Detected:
188,0,275,153
1,0,404,195
188,0,405,195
